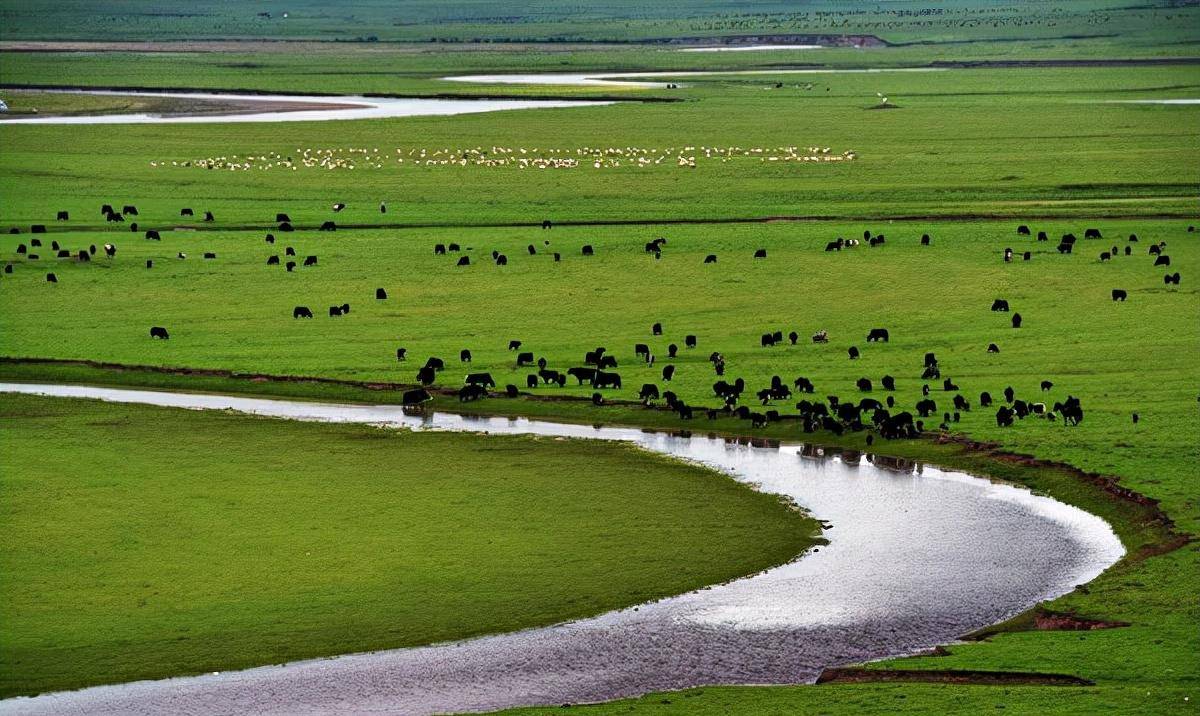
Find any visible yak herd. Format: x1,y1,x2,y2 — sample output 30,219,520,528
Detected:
5,205,1189,441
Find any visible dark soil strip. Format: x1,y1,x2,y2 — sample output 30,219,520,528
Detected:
816,668,1094,686
9,211,1195,236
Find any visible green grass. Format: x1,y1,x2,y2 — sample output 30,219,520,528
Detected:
0,14,1197,714
0,391,817,698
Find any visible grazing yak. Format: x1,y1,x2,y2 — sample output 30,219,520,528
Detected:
1155,255,1171,267
145,230,161,241
424,357,445,371
1112,289,1127,302
1017,225,1030,235
103,243,116,258
517,352,535,367
848,346,860,360
150,326,169,340
319,221,336,231
568,367,597,385
376,288,387,299
204,211,215,222
652,322,663,336
417,367,437,385
293,306,314,318
204,252,217,259
685,335,697,349
122,205,138,216
56,211,69,221
180,208,194,216
662,365,675,381
495,254,508,266
275,213,290,222
594,371,622,389
1084,228,1102,239
991,299,1010,312
635,343,651,360
812,330,829,343
145,260,153,269
505,384,519,398
508,340,522,351
582,245,594,256
460,349,472,363
754,248,767,258
45,273,57,283
279,222,293,232
396,348,407,361
1164,272,1181,285
704,254,717,263
866,328,889,342
639,384,660,403
856,377,873,392
881,375,896,391
286,261,296,271
987,342,1000,353
667,343,678,358
980,391,993,407
459,384,487,402
304,255,318,266
457,256,470,266
465,373,495,388
794,376,815,393
285,247,296,256
402,388,432,406
1012,313,1023,329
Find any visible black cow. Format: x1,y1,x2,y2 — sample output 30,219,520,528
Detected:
180,208,194,217
598,355,618,370
685,335,697,349
634,343,651,360
495,254,508,266
304,255,317,266
402,389,432,406
332,203,346,212
105,212,123,223
539,369,565,386
466,372,495,388
1100,252,1111,262
848,346,860,360
16,244,26,254
652,322,663,336
761,333,777,347
457,384,483,402
1057,242,1073,254
1017,225,1030,235
987,343,1000,353
881,375,895,391
122,205,138,216
953,395,971,412
319,221,336,231
568,367,597,385
1149,244,1161,256
916,399,937,418
1155,255,1171,267
921,234,931,245
56,211,69,221
508,340,522,351
460,349,472,363
286,261,296,272
1164,272,1181,285
417,367,437,386
528,244,537,255
527,375,539,389
448,243,461,252
396,348,407,361
812,330,828,343
77,250,90,261
753,248,767,259
516,352,535,367
457,256,470,266
594,372,622,389
582,245,594,256
45,273,57,282
275,213,290,222
145,230,161,241
991,299,1010,312
1084,228,1102,239
1111,289,1127,302
996,406,1014,427
667,343,678,358
856,378,872,392
425,357,445,371
329,306,343,317
1041,380,1054,392
1037,231,1048,241
662,365,675,382
150,326,169,340
1012,313,1022,328
866,328,889,342
704,254,717,263
825,240,842,252
376,288,387,299
943,378,960,391
639,384,660,402
285,247,296,257
980,391,993,407
869,236,885,247
794,377,815,394
293,305,313,319
204,252,217,259
103,243,116,258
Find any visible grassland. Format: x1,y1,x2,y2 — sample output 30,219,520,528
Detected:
0,391,816,697
0,13,1197,714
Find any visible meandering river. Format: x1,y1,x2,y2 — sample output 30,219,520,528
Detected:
0,383,1123,716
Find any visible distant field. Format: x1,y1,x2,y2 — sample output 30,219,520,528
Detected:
1,0,1197,47
0,392,815,697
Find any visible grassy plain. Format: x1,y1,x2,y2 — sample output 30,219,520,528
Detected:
0,391,815,697
0,14,1197,715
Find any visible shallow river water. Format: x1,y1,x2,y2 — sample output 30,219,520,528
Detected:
0,383,1123,716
